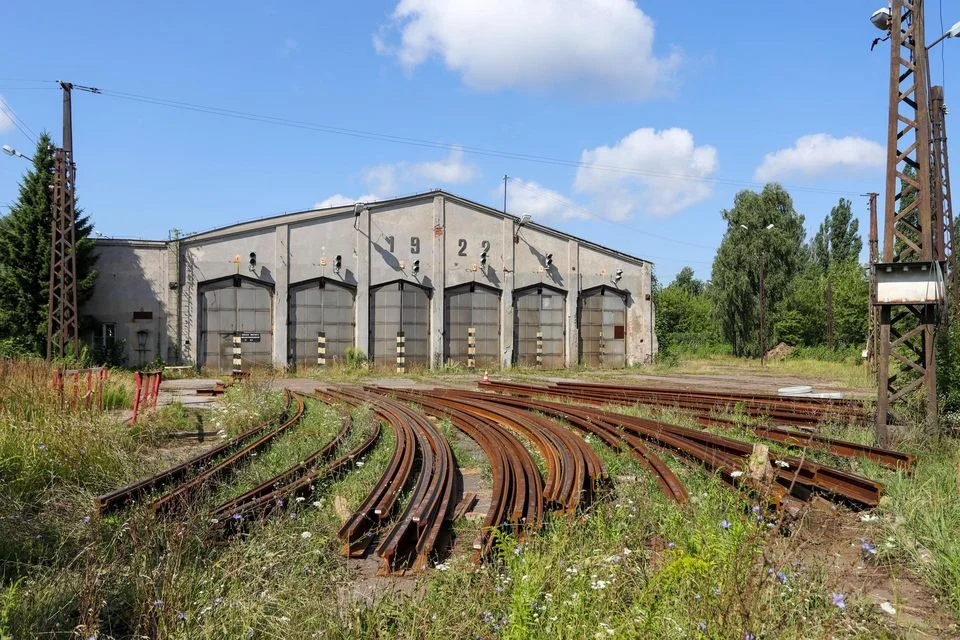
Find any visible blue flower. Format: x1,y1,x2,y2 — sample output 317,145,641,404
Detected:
860,539,877,556
698,621,707,631
152,600,164,608
290,512,297,519
667,541,675,548
693,593,701,601
744,633,755,640
231,513,242,521
777,571,788,584
720,520,731,530
177,611,186,621
832,593,846,609
752,505,761,514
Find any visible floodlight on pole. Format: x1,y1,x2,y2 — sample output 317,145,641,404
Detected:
871,7,892,31
927,19,960,49
1,144,31,161
514,214,533,242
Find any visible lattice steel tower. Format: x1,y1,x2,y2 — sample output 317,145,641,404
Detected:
874,0,943,440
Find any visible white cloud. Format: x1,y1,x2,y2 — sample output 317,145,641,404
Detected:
754,134,884,182
374,0,680,99
314,193,379,209
505,178,589,222
0,96,14,133
573,128,718,219
363,147,477,194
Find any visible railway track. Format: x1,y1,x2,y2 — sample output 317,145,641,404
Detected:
321,387,456,575
479,380,910,470
97,390,296,514
151,392,307,515
95,379,910,577
389,389,545,560
480,380,868,429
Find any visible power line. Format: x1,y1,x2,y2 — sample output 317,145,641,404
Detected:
507,177,718,251
90,86,863,197
0,96,37,144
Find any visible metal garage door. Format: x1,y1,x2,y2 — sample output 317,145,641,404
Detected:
370,281,430,369
514,286,565,368
289,279,355,366
444,283,500,367
579,287,627,368
199,277,273,372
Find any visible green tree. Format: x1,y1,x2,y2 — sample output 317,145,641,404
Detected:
711,184,806,357
830,261,869,348
0,134,97,355
773,262,825,347
655,266,717,353
810,198,863,348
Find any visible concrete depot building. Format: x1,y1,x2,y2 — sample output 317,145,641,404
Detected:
83,190,656,372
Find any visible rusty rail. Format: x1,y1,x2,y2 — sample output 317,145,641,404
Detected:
210,416,382,533
97,391,294,513
391,389,545,560
151,391,306,515
479,380,910,470
322,387,456,575
211,411,352,521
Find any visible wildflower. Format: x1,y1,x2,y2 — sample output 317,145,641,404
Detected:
313,501,322,508
745,633,756,640
622,547,632,556
693,593,701,601
177,611,186,621
831,593,846,609
699,621,707,631
435,562,449,571
279,616,290,622
38,443,46,450
513,543,523,556
152,600,164,608
231,513,242,521
730,470,743,478
607,554,622,563
590,579,610,590
214,597,224,606
482,611,494,623
666,542,675,549
712,587,720,596
210,518,219,524
82,516,90,524
295,496,305,503
752,505,761,514
301,531,312,539
290,512,297,519
774,460,790,468
565,567,578,575
79,449,86,455
721,520,731,530
777,571,788,584
860,539,877,556
357,461,365,467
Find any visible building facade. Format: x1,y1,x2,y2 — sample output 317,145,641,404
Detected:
83,191,656,370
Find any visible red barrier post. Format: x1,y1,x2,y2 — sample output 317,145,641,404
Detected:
130,371,143,425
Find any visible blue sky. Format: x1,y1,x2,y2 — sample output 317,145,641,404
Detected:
1,1,958,282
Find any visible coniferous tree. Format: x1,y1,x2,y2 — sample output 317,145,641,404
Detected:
0,133,97,355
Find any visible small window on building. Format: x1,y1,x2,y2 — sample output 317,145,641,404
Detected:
100,323,117,348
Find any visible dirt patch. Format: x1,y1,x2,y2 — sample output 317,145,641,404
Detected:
770,506,958,638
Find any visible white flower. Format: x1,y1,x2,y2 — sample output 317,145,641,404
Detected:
313,501,323,508
622,547,633,556
880,601,897,615
775,460,790,468
860,513,878,522
565,567,578,575
590,579,610,590
357,461,365,467
295,496,305,503
435,562,449,571
279,616,290,623
210,518,219,524
730,470,744,478
300,531,312,539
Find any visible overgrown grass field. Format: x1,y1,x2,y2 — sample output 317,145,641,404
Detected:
1,356,958,638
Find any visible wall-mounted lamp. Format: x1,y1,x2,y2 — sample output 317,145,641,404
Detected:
136,330,149,350
514,214,532,243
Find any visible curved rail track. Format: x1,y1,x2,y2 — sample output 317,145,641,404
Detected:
151,392,306,515
390,389,545,560
321,387,456,575
97,391,296,513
